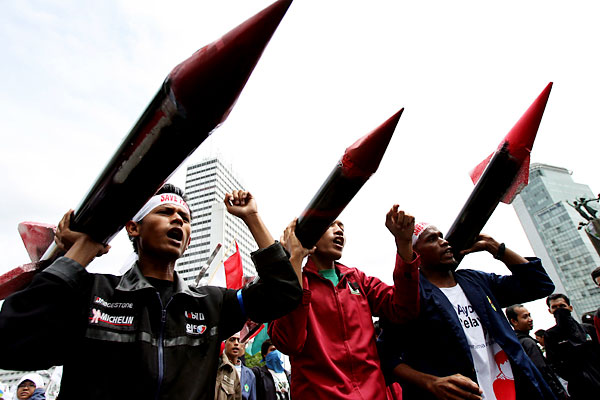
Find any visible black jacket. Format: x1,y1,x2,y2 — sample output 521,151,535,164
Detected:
514,330,568,399
545,309,600,399
0,242,301,400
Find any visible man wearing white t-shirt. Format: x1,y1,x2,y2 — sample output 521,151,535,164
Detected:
380,220,557,400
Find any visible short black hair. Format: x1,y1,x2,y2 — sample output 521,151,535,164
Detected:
261,339,273,357
591,266,600,282
546,293,570,308
505,304,524,324
534,329,546,338
129,183,191,253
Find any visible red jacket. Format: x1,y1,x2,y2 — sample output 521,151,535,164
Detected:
268,255,419,399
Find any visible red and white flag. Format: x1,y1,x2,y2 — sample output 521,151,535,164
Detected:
212,241,243,289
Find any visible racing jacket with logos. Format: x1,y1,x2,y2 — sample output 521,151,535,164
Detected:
0,242,301,400
268,255,420,399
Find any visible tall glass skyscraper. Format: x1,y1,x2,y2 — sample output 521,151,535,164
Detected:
513,163,600,317
176,157,257,284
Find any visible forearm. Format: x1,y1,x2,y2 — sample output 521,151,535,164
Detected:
0,257,88,369
392,254,420,321
289,254,303,286
385,254,420,322
268,291,310,355
486,240,527,265
395,237,414,263
393,364,437,392
393,364,482,400
64,235,105,267
241,213,274,249
243,242,302,322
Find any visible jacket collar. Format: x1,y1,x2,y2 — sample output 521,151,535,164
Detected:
303,258,352,279
514,330,532,340
116,262,207,298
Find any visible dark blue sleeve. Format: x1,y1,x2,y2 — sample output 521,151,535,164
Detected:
481,258,555,308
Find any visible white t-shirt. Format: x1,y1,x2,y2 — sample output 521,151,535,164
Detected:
268,369,290,400
440,284,515,400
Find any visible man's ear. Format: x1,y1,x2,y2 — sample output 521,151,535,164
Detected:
509,318,517,328
185,236,191,250
126,221,140,238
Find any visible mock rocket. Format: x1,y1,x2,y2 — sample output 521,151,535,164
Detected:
295,109,403,249
0,0,293,300
445,83,553,264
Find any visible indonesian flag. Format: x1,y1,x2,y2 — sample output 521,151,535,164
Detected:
213,241,244,289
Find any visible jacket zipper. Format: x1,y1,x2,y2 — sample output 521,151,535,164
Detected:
155,295,173,400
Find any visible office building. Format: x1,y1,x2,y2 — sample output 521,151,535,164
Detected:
513,163,600,317
176,157,257,284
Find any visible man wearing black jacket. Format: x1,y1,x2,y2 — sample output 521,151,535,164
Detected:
0,186,303,400
545,293,600,399
506,304,568,399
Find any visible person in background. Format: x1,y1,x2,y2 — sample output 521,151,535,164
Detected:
216,333,256,400
581,311,595,325
545,293,600,399
535,329,547,351
506,304,569,399
252,339,291,400
15,373,45,400
591,266,600,342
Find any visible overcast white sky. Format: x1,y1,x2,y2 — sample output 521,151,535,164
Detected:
2,0,599,329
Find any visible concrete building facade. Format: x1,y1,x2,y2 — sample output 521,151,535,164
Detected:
176,158,257,284
513,163,600,317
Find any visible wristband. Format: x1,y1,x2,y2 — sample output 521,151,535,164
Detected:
495,243,506,260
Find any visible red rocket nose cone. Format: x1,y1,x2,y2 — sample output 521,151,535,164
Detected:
342,108,404,176
504,82,553,160
168,0,293,127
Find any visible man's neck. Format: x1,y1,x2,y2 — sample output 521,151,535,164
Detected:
310,253,336,271
420,264,456,288
226,354,239,366
138,253,177,281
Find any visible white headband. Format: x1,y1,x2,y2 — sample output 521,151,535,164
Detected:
412,222,431,246
132,194,190,222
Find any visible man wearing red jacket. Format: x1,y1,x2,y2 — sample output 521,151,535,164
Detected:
268,205,420,399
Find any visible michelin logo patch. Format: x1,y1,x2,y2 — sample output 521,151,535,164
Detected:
90,308,134,326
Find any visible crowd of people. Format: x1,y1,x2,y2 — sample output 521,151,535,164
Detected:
0,184,599,399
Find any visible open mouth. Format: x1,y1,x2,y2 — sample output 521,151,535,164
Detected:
333,237,344,247
167,228,184,242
